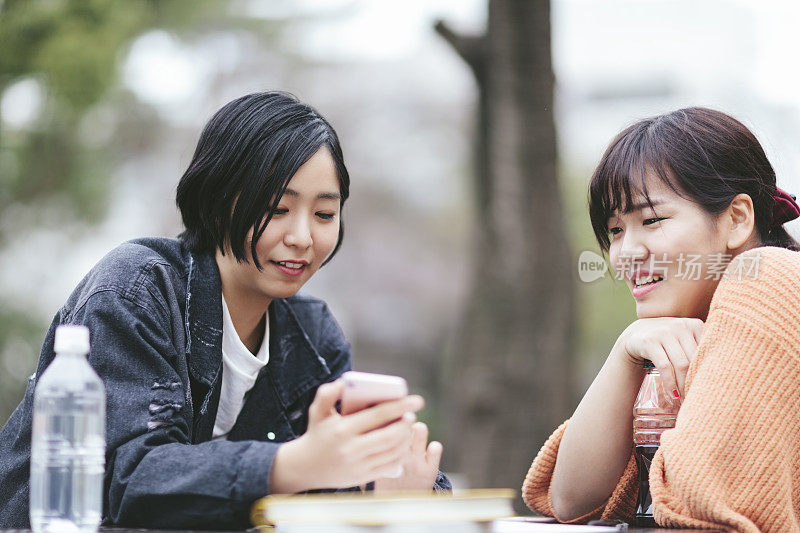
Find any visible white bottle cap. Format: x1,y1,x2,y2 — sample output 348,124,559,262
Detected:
54,325,90,354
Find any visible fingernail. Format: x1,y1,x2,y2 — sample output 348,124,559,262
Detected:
672,389,680,398
407,396,424,410
402,412,417,423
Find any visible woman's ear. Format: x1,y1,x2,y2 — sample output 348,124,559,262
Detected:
724,193,756,250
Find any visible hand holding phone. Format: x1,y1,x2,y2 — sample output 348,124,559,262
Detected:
270,380,423,492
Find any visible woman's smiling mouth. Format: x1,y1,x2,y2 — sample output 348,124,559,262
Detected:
631,272,664,299
270,260,308,276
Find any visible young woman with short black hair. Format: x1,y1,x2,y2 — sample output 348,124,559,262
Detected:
0,92,449,530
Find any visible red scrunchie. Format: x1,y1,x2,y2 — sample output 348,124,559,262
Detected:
772,187,800,227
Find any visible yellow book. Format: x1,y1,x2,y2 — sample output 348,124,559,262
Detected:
250,489,515,532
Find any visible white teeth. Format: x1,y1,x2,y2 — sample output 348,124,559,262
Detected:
635,275,663,287
278,261,303,269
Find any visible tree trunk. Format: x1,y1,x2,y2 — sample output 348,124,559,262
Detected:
437,0,575,504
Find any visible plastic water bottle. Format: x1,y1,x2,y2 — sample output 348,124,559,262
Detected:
30,325,106,533
632,359,680,526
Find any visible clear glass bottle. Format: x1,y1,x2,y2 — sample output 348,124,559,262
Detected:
30,325,106,533
632,359,680,526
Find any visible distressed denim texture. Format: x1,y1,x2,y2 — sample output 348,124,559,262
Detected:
0,237,451,529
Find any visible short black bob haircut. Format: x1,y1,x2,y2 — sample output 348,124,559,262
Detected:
589,106,799,253
176,91,350,269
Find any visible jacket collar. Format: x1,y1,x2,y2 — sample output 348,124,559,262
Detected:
185,250,332,406
268,299,332,406
185,250,223,386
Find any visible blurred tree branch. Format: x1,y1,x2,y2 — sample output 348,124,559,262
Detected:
433,21,486,85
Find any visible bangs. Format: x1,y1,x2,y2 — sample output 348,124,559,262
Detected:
588,120,682,252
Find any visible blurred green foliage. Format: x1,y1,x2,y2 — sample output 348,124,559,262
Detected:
0,0,226,107
0,0,140,110
561,165,637,397
0,0,228,227
0,0,234,422
0,304,44,420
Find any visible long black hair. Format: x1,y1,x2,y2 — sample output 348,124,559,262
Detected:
176,91,350,268
589,107,799,252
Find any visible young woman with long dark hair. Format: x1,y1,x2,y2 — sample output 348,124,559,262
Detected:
523,107,800,531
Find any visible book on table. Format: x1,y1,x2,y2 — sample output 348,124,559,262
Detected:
250,488,516,532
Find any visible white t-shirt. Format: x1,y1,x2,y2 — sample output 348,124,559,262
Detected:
212,297,269,440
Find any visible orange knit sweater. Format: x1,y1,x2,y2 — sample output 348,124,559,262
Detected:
522,247,800,532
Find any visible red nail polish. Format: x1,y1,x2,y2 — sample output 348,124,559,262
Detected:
672,389,680,399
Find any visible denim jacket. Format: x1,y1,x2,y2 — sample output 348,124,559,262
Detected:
0,237,450,529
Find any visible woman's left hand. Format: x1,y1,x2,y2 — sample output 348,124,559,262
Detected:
374,422,443,491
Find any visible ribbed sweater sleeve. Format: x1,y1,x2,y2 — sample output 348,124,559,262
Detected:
650,247,800,532
521,420,639,522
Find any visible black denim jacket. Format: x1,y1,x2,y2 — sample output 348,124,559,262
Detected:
0,237,450,529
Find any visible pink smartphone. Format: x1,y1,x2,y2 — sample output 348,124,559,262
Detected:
339,371,409,415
